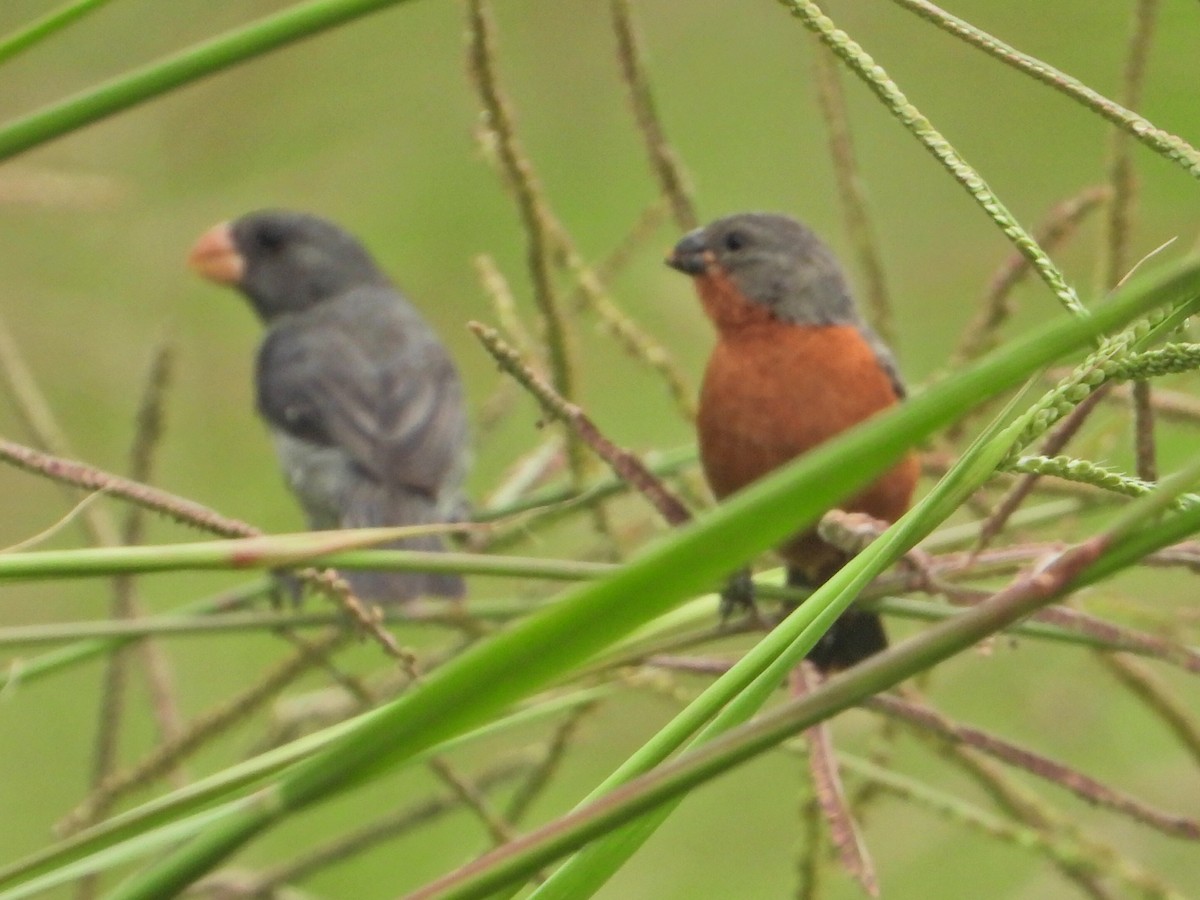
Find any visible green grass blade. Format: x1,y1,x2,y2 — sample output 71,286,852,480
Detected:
0,0,114,67
0,539,612,583
0,803,255,900
0,582,268,692
0,0,419,162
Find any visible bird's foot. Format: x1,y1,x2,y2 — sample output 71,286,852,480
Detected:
718,568,761,625
268,569,308,608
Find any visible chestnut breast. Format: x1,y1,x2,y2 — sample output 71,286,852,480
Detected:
697,319,918,572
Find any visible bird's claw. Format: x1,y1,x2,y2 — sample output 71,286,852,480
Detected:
268,569,307,608
718,568,759,624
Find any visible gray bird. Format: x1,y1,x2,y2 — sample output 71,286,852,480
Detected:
189,210,468,602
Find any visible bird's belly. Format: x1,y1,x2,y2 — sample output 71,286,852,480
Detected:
270,430,358,529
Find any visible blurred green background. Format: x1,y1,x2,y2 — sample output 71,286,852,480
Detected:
1,1,1199,897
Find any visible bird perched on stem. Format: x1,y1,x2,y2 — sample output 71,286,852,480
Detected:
189,210,469,603
667,212,918,670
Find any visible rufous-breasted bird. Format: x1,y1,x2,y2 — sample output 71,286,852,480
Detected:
188,210,469,603
667,212,918,670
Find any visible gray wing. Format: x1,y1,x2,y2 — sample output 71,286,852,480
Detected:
860,324,906,401
255,287,468,499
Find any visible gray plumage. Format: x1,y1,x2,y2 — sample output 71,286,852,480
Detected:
198,210,468,602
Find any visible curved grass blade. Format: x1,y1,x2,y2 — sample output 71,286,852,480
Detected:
0,0,419,163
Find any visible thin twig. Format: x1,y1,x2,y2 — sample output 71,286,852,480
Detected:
643,652,1200,846
812,48,894,345
250,638,476,755
1107,0,1161,483
557,239,697,420
786,0,1085,316
1026,604,1200,675
866,693,1200,840
609,0,698,230
665,662,1155,899
0,490,108,552
0,315,83,478
571,201,669,309
793,664,878,897
57,628,350,836
427,758,520,847
478,446,697,553
0,436,257,537
506,700,599,824
543,205,696,422
1131,380,1158,482
0,436,415,663
470,322,693,527
1101,381,1200,426
480,437,565,520
0,606,494,648
473,253,540,432
1099,653,1200,765
975,385,1111,553
795,790,827,900
86,346,186,846
841,753,1187,899
231,755,535,896
465,0,583,479
474,253,540,364
121,347,187,765
1103,1,1156,290
953,186,1110,366
469,3,694,423
886,0,1200,177
824,683,1120,899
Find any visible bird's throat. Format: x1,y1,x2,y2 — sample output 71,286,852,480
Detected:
694,267,776,335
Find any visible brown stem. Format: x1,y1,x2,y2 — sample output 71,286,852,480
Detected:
470,322,693,527
975,385,1111,552
866,693,1199,840
793,663,878,897
812,47,894,346
609,0,698,230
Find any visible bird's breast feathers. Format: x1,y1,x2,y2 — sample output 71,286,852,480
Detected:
698,323,902,498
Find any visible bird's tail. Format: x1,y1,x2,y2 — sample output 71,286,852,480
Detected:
805,608,887,672
786,565,886,671
339,482,465,604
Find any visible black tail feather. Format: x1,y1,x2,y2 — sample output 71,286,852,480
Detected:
787,566,886,671
805,607,887,672
338,481,465,603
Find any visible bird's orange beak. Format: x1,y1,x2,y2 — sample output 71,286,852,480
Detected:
188,222,244,285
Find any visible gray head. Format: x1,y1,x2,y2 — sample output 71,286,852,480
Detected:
189,210,389,321
666,212,858,326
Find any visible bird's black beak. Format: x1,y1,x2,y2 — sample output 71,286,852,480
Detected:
665,228,709,275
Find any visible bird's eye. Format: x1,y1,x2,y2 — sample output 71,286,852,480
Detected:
723,231,746,252
254,223,287,252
